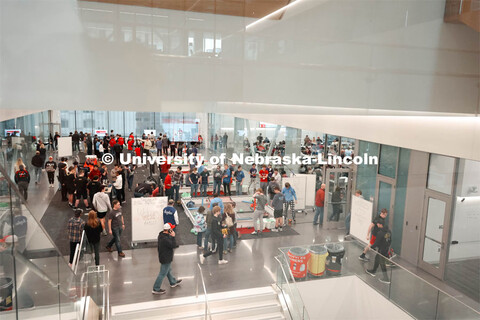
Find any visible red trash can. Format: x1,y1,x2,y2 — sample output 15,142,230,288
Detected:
287,247,311,280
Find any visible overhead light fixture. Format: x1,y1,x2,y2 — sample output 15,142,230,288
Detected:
246,0,306,30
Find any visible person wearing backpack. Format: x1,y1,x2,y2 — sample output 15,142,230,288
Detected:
213,165,222,195
222,204,236,254
366,218,392,284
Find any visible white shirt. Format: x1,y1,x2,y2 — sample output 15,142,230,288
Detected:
93,192,112,213
113,175,122,190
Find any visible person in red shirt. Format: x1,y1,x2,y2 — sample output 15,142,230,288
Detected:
164,170,173,200
160,163,171,182
259,164,269,194
127,138,134,153
88,165,101,180
117,136,125,146
314,184,326,225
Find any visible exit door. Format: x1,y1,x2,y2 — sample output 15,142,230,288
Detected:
323,168,352,229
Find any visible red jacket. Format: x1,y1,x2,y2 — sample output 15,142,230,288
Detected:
259,169,269,182
109,138,116,147
118,137,124,145
127,139,134,151
160,163,171,174
315,188,325,207
164,174,172,189
88,169,101,180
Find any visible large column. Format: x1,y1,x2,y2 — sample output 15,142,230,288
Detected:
233,117,245,155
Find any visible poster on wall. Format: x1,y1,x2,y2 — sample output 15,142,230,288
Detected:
350,195,373,244
131,197,168,243
58,137,73,157
5,129,21,136
144,129,156,137
95,130,107,137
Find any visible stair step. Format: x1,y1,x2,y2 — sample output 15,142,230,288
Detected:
231,312,286,320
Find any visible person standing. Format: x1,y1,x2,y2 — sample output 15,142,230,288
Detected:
248,164,258,194
259,165,269,194
213,165,222,195
162,135,169,156
87,175,102,205
106,200,126,258
152,223,182,295
271,187,285,232
126,164,136,191
74,170,91,210
329,187,343,221
365,219,392,284
113,171,124,204
223,133,228,149
67,209,85,266
172,166,184,205
251,188,267,235
282,182,298,223
199,206,228,265
84,210,103,266
199,167,209,197
92,185,112,236
31,151,43,184
72,131,80,151
14,165,30,201
65,166,77,208
189,168,199,197
314,184,326,225
44,156,57,188
222,164,231,196
163,199,179,228
234,166,245,196
160,162,170,182
359,209,388,261
194,206,207,249
165,170,173,200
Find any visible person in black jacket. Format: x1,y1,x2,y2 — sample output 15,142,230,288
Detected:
152,223,182,295
14,165,30,201
31,151,44,184
200,206,228,265
366,219,392,284
45,156,57,187
84,210,103,266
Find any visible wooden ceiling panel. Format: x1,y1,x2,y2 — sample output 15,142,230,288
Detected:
80,0,291,19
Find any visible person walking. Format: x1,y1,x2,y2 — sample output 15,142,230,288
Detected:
199,206,228,265
92,185,112,236
14,165,30,201
282,182,298,223
152,223,182,295
84,210,103,266
44,156,57,188
259,165,269,194
106,200,126,257
31,151,43,184
251,188,267,235
359,209,388,261
234,166,245,196
314,184,325,225
113,171,124,204
67,209,85,266
365,219,392,284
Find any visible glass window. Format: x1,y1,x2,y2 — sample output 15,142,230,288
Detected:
378,145,399,179
109,111,125,137
356,141,380,201
92,111,108,136
75,111,93,135
427,154,455,195
60,111,75,136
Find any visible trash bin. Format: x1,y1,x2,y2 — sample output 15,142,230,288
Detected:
308,245,328,277
287,247,311,280
325,243,345,276
0,277,13,312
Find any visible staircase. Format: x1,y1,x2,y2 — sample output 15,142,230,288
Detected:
111,286,286,320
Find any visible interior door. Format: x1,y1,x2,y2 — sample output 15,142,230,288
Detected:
374,177,396,230
418,191,452,279
323,168,352,229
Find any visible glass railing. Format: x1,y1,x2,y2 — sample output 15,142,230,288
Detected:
274,254,309,320
195,263,212,320
79,265,110,320
277,241,480,320
0,154,80,319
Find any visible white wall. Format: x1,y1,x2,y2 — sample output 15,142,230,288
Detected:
1,0,478,114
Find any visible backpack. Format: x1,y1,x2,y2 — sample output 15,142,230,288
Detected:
186,201,195,208
214,170,221,180
225,214,234,227
384,230,392,249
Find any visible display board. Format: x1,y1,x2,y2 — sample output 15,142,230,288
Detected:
131,197,168,243
350,195,373,243
300,174,317,207
448,196,480,260
283,176,307,210
58,137,72,157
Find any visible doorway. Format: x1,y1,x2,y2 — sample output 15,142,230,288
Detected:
374,176,396,230
323,168,352,229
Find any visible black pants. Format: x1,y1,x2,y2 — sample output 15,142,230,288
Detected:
90,242,100,265
17,181,29,201
203,235,223,260
163,146,169,155
61,184,68,201
371,253,389,279
223,182,231,196
166,188,173,200
47,172,55,184
69,241,80,264
115,188,125,203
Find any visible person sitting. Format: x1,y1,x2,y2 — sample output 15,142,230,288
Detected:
134,182,153,198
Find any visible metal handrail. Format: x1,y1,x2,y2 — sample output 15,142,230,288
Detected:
274,255,299,320
196,263,212,320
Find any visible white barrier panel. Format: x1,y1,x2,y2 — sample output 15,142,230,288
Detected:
448,196,480,260
58,136,72,157
350,195,373,243
131,197,168,243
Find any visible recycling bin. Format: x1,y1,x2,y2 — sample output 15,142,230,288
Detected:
0,277,13,311
308,245,329,277
287,247,311,280
325,243,345,276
